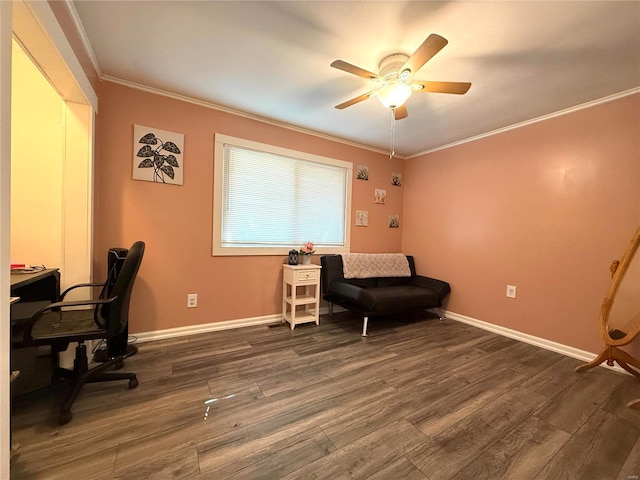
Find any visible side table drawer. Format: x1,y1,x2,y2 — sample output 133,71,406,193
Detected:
296,270,317,282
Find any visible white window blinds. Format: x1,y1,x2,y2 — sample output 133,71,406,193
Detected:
213,135,352,255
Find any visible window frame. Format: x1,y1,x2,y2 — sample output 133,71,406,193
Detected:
213,133,352,256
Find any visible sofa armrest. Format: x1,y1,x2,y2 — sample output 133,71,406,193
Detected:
327,281,376,311
412,276,451,304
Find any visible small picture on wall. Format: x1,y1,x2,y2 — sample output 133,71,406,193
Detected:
388,214,399,228
356,164,369,180
355,210,369,227
391,172,402,186
133,124,184,185
374,188,386,204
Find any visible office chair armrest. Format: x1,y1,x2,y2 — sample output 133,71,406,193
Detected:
60,282,108,300
20,296,117,343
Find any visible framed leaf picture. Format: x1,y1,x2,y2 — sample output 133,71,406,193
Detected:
133,125,184,185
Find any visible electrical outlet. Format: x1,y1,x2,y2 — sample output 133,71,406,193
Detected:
506,285,517,299
187,293,198,308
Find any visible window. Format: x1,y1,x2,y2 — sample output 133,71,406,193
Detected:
213,134,352,256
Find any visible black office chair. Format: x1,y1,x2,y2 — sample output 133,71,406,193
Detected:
12,241,145,425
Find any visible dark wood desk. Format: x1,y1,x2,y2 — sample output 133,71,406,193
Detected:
10,268,60,303
10,268,60,395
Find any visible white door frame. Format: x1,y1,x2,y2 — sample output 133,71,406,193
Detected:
1,1,97,474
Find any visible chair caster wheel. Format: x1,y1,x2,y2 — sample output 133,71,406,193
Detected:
59,411,72,425
129,378,138,389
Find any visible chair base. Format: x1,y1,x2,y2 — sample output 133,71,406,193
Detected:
56,341,138,425
92,344,138,364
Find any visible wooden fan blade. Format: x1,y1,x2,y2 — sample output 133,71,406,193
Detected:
400,34,448,76
394,105,408,120
335,91,376,109
412,81,471,95
330,60,381,80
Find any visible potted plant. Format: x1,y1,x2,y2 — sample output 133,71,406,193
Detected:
299,242,315,265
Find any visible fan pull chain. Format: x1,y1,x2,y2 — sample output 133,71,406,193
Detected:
389,109,396,160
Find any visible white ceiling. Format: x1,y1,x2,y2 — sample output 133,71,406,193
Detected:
71,1,640,157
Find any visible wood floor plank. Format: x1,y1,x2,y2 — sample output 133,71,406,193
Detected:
378,345,486,390
10,315,640,480
114,441,200,479
280,419,427,480
471,334,520,354
368,456,428,480
616,434,640,480
520,355,582,399
536,368,627,434
409,367,536,437
321,374,469,450
10,445,118,480
12,381,211,472
168,335,253,361
454,416,571,480
195,377,346,456
199,425,335,478
603,376,640,429
533,409,640,480
406,385,549,479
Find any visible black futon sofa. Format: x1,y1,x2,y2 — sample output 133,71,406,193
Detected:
320,254,451,336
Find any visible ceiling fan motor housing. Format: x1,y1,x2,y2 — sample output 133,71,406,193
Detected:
331,33,470,115
379,53,410,80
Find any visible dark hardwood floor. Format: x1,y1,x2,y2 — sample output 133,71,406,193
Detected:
10,312,640,479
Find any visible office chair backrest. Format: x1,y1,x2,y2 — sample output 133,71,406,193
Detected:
101,241,145,336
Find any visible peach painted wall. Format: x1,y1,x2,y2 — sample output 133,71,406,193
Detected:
94,81,404,334
402,93,640,355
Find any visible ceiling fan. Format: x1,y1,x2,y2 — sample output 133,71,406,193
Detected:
331,34,471,120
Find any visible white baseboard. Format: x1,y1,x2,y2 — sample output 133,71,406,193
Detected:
131,307,626,377
444,310,627,376
134,314,283,343
134,306,335,343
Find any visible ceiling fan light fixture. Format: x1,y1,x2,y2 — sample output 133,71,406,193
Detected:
377,82,412,109
331,34,471,117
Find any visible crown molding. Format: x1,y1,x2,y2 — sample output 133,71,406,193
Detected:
408,87,640,159
101,75,400,159
64,0,102,78
49,3,640,161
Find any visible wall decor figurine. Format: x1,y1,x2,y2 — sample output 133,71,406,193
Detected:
356,164,369,180
374,188,386,204
133,124,184,185
388,214,399,228
391,172,402,186
355,210,369,226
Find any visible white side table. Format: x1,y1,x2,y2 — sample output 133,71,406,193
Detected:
282,264,322,330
